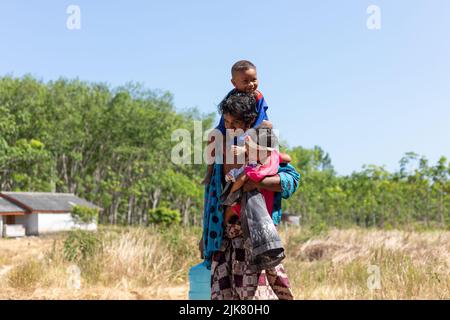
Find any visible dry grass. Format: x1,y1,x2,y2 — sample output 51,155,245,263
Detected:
0,225,448,299
0,226,198,299
282,226,450,299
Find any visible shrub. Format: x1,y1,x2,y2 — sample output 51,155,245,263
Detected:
63,230,102,263
71,205,99,224
148,207,181,225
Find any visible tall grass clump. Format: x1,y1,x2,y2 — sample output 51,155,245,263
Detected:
7,259,44,289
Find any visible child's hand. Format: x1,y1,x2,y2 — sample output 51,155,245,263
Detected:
261,120,273,129
225,173,235,182
231,145,246,156
280,152,292,163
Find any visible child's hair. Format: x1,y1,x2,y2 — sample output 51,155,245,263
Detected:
252,124,279,150
231,60,257,77
218,92,257,126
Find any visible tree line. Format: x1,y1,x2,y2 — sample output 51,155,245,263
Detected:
1,76,448,229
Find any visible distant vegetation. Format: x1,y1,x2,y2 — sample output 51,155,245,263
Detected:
0,75,448,229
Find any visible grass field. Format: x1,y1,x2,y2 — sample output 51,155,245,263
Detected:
0,225,448,299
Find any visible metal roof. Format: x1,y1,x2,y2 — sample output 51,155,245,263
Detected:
0,197,26,213
0,192,102,212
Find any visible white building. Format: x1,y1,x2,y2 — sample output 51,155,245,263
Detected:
0,192,101,238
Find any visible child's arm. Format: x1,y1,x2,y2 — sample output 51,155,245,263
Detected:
231,145,246,156
279,152,291,163
230,172,249,194
225,166,245,182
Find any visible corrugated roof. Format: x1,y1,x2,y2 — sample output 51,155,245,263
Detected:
0,197,26,213
0,192,102,212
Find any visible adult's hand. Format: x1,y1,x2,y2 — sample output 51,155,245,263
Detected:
243,175,282,193
242,179,259,192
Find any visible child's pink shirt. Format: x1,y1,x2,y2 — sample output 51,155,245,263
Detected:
233,150,281,216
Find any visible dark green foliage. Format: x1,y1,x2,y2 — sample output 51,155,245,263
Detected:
284,147,450,229
1,75,448,229
71,205,99,224
0,75,210,226
148,207,181,225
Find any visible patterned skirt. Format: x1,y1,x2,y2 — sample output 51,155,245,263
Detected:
210,221,294,300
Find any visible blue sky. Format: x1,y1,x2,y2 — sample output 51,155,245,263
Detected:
1,1,449,175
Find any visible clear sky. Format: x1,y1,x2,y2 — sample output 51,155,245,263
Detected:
1,0,449,175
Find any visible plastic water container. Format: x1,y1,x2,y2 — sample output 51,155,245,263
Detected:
188,261,211,300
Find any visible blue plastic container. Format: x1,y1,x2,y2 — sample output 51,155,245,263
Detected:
188,261,211,300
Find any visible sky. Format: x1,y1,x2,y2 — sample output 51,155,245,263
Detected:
1,0,449,175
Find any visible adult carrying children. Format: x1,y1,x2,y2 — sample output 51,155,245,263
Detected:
201,80,300,300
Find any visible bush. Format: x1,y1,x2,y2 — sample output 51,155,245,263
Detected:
71,205,99,224
63,230,102,263
148,207,181,225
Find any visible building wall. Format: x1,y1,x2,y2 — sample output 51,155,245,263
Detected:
14,214,38,235
1,213,97,236
37,213,97,234
14,215,27,230
27,214,39,235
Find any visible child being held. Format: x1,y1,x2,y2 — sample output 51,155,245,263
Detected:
222,125,291,224
202,60,272,185
220,125,290,270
